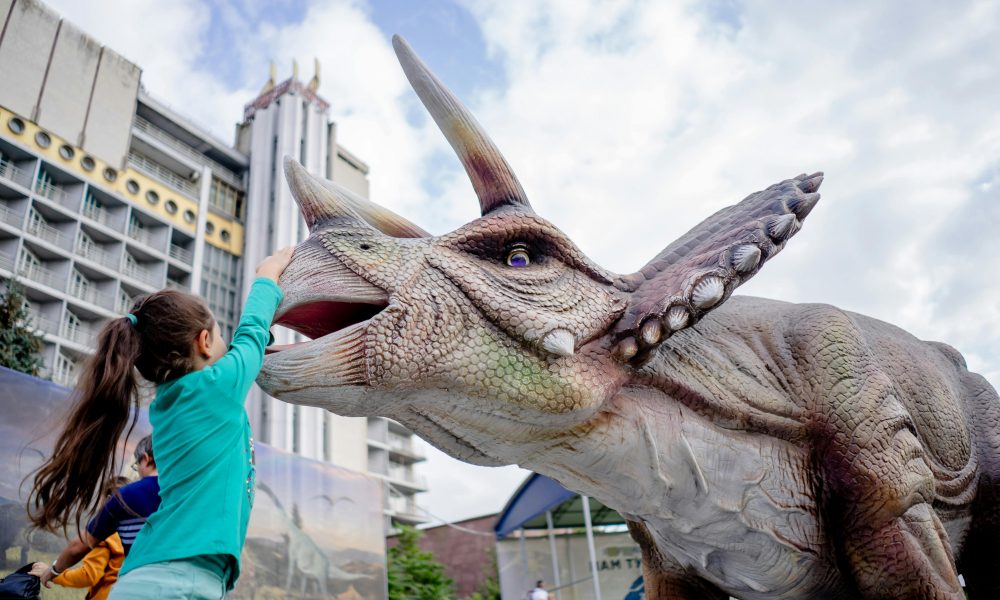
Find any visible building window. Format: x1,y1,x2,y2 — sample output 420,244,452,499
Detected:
58,145,74,161
7,117,25,135
209,178,244,219
126,179,140,194
26,207,48,238
164,200,177,214
205,220,215,235
34,131,51,148
220,229,230,243
63,310,81,339
103,167,117,182
77,230,97,257
18,247,42,274
53,352,77,386
68,269,93,303
146,190,159,205
117,289,132,314
80,156,96,171
183,209,195,223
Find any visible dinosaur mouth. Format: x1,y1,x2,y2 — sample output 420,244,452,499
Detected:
266,299,388,354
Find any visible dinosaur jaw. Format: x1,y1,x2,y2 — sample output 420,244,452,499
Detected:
258,318,372,405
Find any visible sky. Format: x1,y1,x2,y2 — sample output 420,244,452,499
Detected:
41,0,1000,526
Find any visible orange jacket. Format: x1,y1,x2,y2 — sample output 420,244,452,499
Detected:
53,533,125,600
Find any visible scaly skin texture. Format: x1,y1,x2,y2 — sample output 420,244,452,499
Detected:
258,36,1000,599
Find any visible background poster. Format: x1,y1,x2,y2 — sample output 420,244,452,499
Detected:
0,366,387,600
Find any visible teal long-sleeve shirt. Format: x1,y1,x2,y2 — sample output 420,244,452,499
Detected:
120,278,282,589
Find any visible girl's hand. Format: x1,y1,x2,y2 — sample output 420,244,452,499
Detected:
256,246,294,282
29,562,47,577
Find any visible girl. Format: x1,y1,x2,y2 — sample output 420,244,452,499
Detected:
28,247,293,599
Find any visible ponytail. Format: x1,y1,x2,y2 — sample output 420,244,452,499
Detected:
28,316,141,533
27,289,213,533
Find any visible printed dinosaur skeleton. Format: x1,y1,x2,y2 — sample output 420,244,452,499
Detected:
258,36,1000,599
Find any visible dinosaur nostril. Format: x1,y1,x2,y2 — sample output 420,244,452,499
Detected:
360,243,371,250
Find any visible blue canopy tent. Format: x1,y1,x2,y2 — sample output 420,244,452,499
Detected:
495,473,630,600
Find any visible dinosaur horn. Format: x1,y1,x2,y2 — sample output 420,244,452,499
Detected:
284,158,376,231
392,35,532,216
285,157,430,237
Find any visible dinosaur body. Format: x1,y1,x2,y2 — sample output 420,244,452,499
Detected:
258,36,1000,599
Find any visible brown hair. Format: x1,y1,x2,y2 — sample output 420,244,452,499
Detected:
27,289,214,534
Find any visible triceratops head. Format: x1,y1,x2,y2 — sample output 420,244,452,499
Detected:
258,36,823,466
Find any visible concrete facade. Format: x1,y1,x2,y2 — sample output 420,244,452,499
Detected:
0,0,141,168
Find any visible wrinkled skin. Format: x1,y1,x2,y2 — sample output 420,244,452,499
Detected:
258,36,1000,600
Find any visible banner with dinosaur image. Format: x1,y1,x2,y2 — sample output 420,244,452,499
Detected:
0,366,387,600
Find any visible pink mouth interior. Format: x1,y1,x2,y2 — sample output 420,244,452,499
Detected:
267,300,386,353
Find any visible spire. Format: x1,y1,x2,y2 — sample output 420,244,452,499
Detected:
260,61,276,95
308,58,320,93
292,59,299,81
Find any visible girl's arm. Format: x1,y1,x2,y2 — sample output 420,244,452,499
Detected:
214,248,292,396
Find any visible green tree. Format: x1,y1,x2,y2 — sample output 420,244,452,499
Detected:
0,279,44,376
387,525,455,600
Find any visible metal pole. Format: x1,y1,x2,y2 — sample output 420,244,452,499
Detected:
519,527,529,585
581,495,602,600
546,510,562,591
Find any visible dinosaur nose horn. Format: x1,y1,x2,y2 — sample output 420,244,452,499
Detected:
283,157,371,231
392,35,533,216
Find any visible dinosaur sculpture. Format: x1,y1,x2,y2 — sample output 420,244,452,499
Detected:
258,36,1000,599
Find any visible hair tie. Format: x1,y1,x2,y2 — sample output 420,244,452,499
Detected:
126,314,138,327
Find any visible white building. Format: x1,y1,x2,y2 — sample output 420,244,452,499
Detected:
0,0,426,526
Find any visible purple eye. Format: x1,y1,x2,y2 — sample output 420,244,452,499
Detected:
506,248,530,267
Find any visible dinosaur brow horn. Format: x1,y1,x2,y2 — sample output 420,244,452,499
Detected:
392,34,533,216
284,157,373,231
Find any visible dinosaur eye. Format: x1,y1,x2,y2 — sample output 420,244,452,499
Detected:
506,246,530,268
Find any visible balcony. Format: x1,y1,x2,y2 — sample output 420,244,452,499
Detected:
0,203,23,228
115,294,132,315
0,249,14,272
126,151,199,198
26,216,73,251
127,222,155,246
165,278,187,290
387,434,426,462
386,467,428,492
388,497,427,524
67,280,111,310
61,319,97,348
26,310,60,336
133,116,242,185
18,260,61,291
81,201,116,229
34,178,69,204
121,257,160,287
168,243,193,264
76,238,118,270
0,157,32,189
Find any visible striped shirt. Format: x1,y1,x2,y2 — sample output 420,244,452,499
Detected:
87,475,160,555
